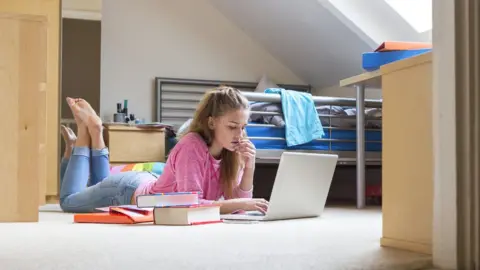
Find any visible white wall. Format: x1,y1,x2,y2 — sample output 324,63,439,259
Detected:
62,0,101,11
313,84,382,100
100,0,304,122
432,0,457,268
62,0,101,20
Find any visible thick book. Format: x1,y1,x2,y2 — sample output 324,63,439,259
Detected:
153,204,222,226
136,192,200,208
73,205,153,224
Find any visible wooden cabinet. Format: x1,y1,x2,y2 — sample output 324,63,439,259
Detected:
103,124,167,165
381,53,433,255
340,52,434,255
0,13,47,222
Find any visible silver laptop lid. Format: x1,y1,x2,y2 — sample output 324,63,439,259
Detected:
265,152,338,220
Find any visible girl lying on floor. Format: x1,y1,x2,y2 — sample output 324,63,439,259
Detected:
59,86,269,214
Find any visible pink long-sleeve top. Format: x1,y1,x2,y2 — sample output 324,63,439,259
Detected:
133,132,253,204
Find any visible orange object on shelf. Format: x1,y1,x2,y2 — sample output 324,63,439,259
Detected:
375,41,432,52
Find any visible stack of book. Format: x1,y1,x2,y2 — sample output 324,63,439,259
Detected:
73,192,222,226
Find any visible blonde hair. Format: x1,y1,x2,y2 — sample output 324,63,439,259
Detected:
179,86,250,198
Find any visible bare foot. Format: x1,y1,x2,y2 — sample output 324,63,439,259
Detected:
66,99,85,128
66,97,103,135
60,125,76,158
66,97,102,126
66,97,96,114
60,125,77,145
66,97,88,125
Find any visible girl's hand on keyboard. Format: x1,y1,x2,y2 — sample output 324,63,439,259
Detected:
242,198,269,214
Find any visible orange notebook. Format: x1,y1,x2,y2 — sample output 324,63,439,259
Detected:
375,41,432,52
73,205,153,224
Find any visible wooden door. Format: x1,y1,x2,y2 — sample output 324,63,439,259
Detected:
0,0,61,204
0,13,47,222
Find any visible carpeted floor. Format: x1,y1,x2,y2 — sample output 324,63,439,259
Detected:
0,205,432,270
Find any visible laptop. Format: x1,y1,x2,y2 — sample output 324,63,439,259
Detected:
220,151,338,221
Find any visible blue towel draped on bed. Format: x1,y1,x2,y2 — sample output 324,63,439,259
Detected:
264,88,325,146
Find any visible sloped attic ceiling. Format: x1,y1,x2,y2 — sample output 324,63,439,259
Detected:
210,0,372,89
210,0,432,90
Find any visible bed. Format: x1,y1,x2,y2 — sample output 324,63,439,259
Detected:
154,77,383,208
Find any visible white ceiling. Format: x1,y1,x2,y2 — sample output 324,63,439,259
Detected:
210,0,373,89
63,0,431,90
210,0,432,89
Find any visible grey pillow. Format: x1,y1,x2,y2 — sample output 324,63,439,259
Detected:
255,74,279,93
177,118,192,138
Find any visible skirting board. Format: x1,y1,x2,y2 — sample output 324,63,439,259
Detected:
381,237,432,255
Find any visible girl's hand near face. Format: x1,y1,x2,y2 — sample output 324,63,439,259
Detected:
234,139,256,169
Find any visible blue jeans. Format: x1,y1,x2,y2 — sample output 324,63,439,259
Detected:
59,146,155,213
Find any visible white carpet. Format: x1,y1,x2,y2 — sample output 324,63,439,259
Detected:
0,205,432,270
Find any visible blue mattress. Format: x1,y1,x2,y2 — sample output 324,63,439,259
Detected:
246,125,382,152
